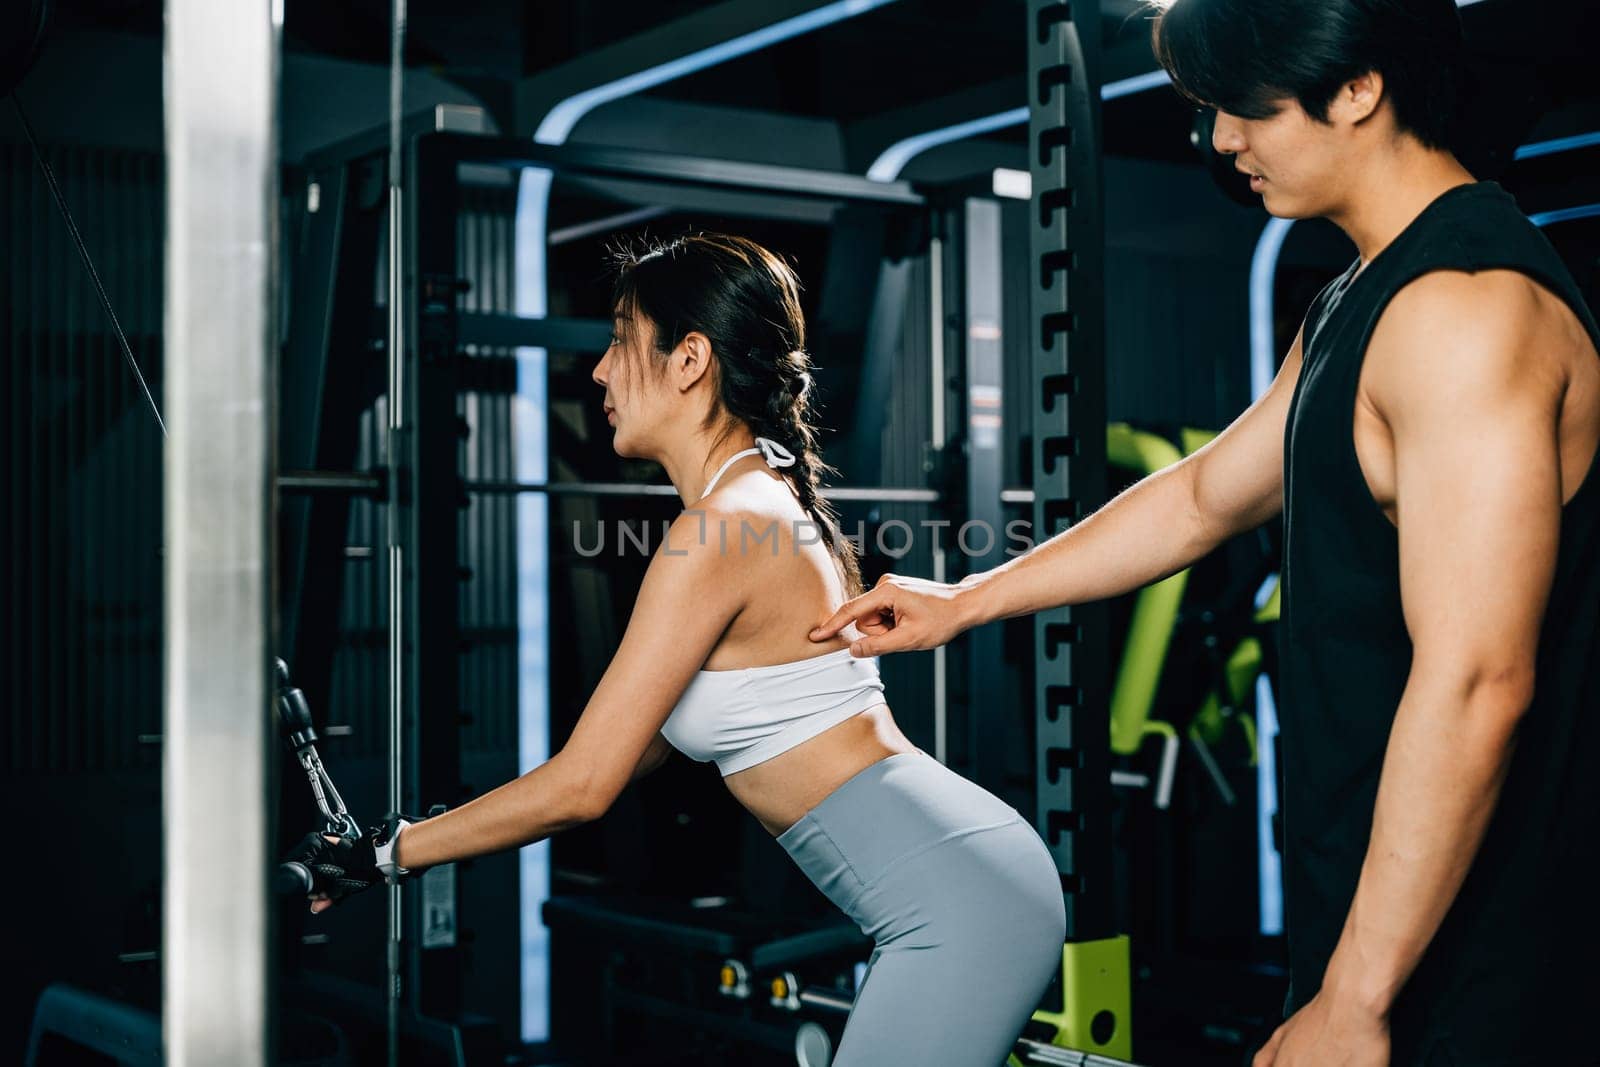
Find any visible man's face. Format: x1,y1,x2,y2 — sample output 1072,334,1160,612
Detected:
1211,98,1351,219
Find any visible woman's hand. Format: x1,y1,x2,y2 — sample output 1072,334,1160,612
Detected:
808,573,984,656
286,814,415,914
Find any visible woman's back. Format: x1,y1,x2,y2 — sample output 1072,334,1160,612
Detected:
665,454,919,837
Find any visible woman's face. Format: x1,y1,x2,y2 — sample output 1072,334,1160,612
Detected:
592,307,671,458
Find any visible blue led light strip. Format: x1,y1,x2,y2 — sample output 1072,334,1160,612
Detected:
536,0,898,144
868,70,1177,182
867,107,1028,182
1515,131,1600,161
1530,203,1600,228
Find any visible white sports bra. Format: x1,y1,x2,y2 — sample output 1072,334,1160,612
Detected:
658,437,888,776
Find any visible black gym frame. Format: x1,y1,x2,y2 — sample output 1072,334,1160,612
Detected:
1029,0,1115,944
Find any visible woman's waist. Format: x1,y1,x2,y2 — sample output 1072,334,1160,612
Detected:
725,702,908,835
753,723,1022,851
772,747,1028,892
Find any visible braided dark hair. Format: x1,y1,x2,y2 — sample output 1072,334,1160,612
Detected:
610,233,862,597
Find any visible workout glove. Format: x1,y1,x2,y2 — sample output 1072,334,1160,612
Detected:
286,812,418,908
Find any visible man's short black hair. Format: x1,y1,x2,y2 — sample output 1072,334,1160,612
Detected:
1151,0,1465,149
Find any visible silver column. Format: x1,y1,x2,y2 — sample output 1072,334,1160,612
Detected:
385,3,408,1065
928,235,948,765
162,0,280,1063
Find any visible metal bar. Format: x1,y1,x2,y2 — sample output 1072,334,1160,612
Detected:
463,479,941,502
962,197,1009,798
848,76,1020,176
928,235,949,766
797,988,855,1014
548,205,670,246
278,470,386,496
457,312,611,352
553,170,843,227
162,0,277,1061
802,485,940,502
1014,1037,1147,1067
385,2,407,1063
302,103,488,172
427,133,926,209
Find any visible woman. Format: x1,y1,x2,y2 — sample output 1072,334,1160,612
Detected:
291,233,1067,1065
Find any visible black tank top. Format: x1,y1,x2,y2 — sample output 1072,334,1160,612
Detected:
1279,181,1600,1065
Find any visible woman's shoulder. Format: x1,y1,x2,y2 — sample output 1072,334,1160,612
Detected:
683,477,815,552
654,498,781,574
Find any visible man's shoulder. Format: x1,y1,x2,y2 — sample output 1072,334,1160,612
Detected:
1365,269,1569,420
1385,268,1543,326
1375,269,1555,362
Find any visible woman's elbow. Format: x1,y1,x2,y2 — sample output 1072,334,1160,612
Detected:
571,787,614,824
544,752,616,825
1468,663,1536,724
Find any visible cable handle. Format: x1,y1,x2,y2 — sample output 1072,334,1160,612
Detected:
275,659,360,839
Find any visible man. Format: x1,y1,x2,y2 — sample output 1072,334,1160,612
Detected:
810,1,1600,1063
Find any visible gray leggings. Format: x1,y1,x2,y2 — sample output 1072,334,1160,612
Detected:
776,751,1066,1066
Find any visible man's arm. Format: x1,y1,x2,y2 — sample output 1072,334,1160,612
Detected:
812,332,1305,653
1286,272,1562,1039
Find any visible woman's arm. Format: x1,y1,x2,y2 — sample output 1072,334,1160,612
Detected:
630,732,674,783
394,507,746,870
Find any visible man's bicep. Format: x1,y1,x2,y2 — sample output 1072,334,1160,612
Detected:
1379,276,1561,680
1188,329,1304,539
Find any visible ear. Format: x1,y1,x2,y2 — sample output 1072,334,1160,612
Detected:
672,331,716,392
1332,69,1385,127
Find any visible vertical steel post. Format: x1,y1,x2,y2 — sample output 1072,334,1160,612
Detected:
1026,2,1131,1056
162,0,280,1062
928,234,949,764
1027,0,1112,945
961,197,1008,796
385,3,408,1064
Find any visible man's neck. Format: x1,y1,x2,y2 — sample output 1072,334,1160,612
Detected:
1326,141,1477,265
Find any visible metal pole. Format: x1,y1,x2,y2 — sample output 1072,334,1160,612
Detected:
463,480,941,503
278,470,386,496
928,235,948,765
162,0,278,1062
961,197,1008,797
386,1,407,1064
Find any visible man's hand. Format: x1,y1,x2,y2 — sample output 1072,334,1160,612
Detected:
1254,989,1389,1067
808,573,980,656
